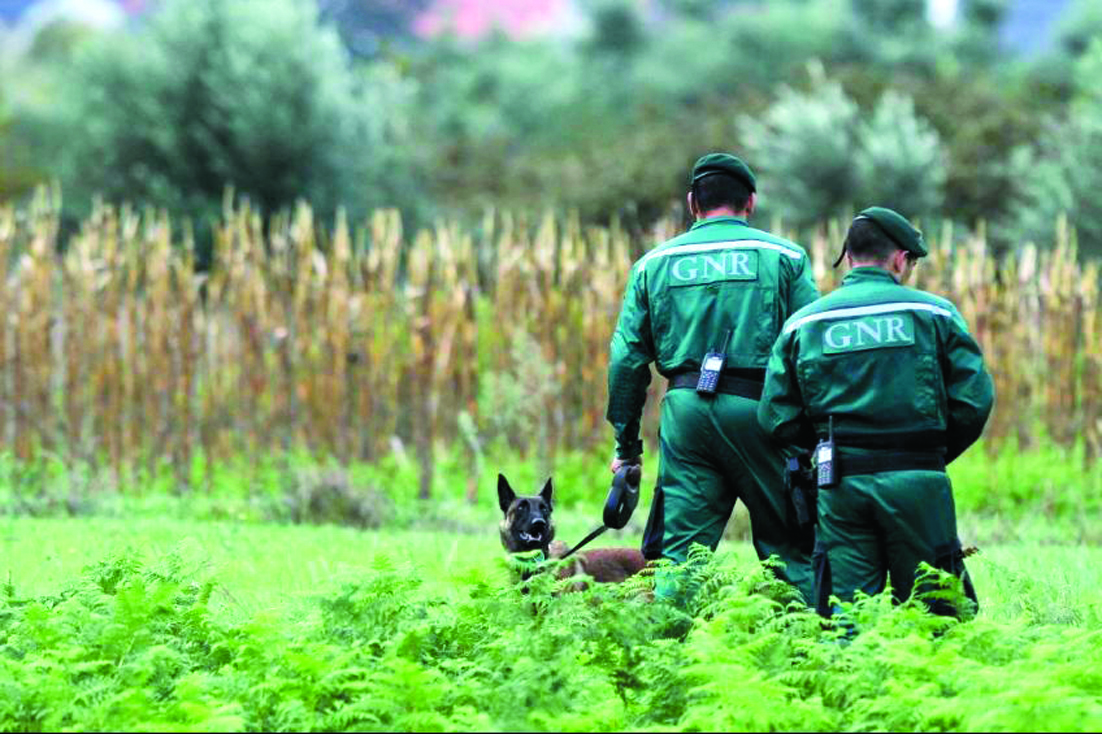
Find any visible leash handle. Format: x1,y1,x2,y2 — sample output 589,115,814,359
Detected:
559,525,608,560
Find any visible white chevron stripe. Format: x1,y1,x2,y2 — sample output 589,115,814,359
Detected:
638,239,804,269
783,301,953,335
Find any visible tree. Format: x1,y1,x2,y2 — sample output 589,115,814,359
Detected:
51,0,417,257
853,91,946,221
740,65,947,230
739,64,860,229
1008,38,1102,258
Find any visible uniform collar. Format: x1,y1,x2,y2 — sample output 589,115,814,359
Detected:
841,266,900,286
690,215,748,231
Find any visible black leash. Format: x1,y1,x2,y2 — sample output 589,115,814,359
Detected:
559,524,608,560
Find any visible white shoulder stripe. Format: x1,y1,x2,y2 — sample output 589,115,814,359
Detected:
783,301,954,335
638,239,804,268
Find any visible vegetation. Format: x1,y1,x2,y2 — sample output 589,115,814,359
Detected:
1,522,1100,732
1,2,1100,730
0,196,1099,498
3,0,1102,254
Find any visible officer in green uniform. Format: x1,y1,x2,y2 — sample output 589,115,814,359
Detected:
606,152,820,603
758,206,995,618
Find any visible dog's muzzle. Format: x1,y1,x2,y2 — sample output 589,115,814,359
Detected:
519,518,548,545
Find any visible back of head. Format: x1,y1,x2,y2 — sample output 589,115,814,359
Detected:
694,173,753,213
843,218,899,265
840,206,927,267
690,152,756,214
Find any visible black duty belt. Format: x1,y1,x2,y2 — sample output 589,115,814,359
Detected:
836,450,946,476
668,370,764,401
823,429,946,453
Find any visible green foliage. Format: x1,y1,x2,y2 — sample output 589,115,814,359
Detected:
740,65,860,228
2,543,1101,731
43,0,418,253
1053,0,1102,59
742,65,946,227
839,0,940,68
1007,39,1102,258
853,90,947,218
2,434,1100,541
949,438,1102,521
0,0,1086,244
875,64,1051,244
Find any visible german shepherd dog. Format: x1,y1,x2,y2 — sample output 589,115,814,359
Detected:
497,473,647,584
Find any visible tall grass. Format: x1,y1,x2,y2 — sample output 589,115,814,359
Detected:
1,189,1100,494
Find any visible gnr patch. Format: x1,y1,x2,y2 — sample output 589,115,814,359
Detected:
822,312,915,354
669,249,759,286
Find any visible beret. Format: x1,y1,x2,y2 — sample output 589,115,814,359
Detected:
690,153,756,192
854,206,927,258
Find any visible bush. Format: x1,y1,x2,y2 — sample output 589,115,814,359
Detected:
853,90,947,219
46,0,417,257
1007,39,1102,258
741,65,947,228
739,64,860,229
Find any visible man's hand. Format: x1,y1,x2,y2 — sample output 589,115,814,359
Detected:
610,456,642,474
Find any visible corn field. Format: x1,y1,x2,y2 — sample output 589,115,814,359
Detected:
0,188,1100,493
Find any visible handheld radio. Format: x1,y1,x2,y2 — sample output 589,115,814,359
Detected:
696,329,732,395
816,416,837,488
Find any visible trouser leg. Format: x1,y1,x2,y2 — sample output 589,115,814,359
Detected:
711,394,815,604
871,472,977,617
642,390,814,605
815,477,886,616
642,392,734,603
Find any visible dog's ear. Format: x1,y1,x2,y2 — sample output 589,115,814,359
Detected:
497,474,516,514
539,477,553,507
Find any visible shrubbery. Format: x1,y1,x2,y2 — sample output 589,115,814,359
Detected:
3,0,1101,253
741,64,947,228
1,544,1100,731
13,0,422,254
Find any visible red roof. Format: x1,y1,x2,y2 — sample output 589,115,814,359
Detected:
414,0,572,39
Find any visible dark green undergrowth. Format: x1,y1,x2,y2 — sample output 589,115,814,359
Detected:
1,545,1100,732
1,438,1100,533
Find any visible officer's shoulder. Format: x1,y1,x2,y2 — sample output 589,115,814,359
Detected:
740,225,810,261
630,235,685,273
898,285,961,315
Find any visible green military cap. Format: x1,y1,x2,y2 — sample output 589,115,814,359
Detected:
834,206,927,268
854,206,926,257
690,152,756,192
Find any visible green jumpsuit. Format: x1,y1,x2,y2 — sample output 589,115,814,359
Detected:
758,267,995,616
607,215,820,602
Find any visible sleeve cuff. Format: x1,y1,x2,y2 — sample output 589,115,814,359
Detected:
616,439,644,460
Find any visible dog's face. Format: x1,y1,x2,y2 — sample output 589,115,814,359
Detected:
498,473,555,554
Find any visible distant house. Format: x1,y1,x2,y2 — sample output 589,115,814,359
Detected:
413,0,578,40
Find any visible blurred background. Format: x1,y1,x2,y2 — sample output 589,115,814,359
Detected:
3,0,1102,254
0,0,1100,520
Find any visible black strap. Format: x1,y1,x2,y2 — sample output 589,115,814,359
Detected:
559,525,608,560
669,371,764,400
820,428,947,453
838,451,945,476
